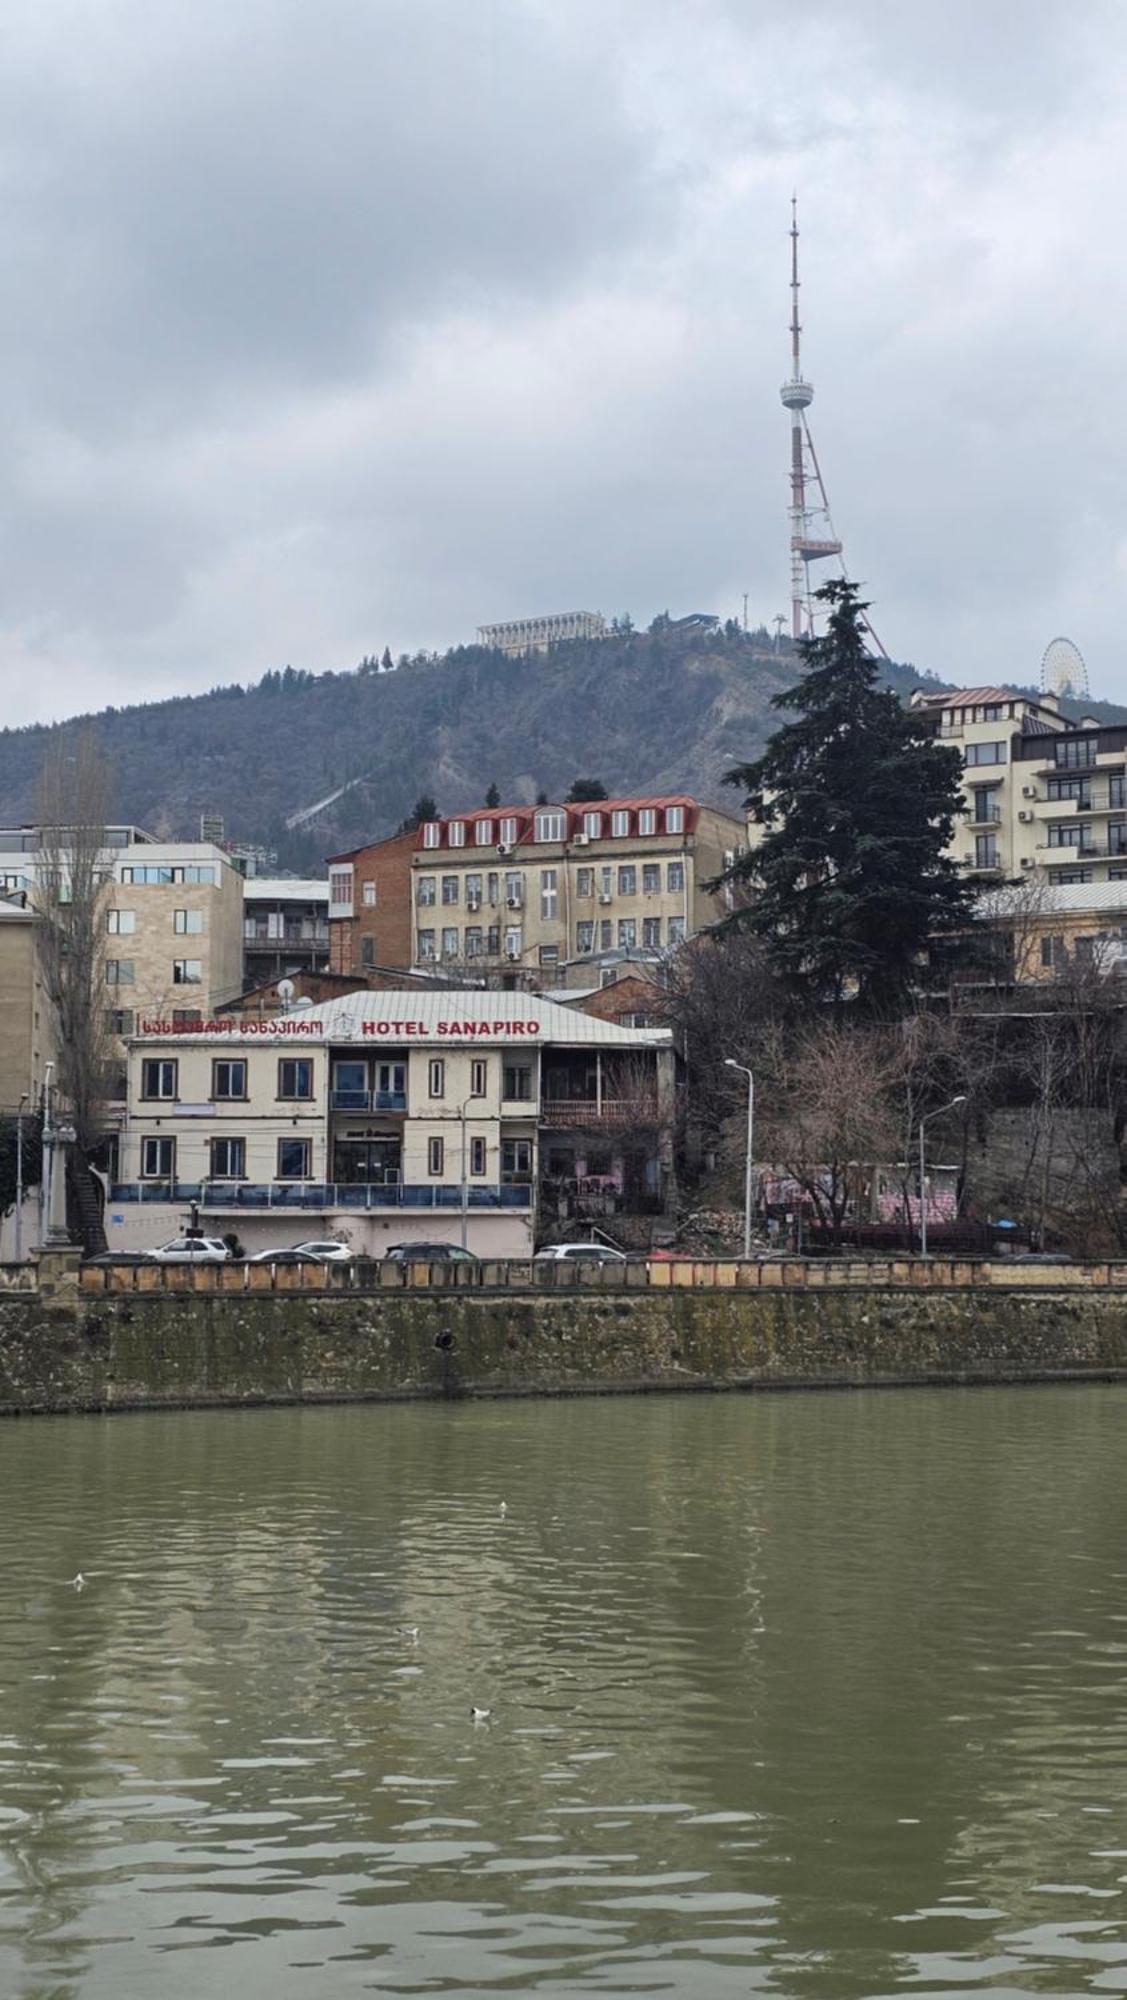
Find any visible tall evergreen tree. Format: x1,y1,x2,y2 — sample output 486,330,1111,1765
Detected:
566,777,608,802
720,580,971,1011
484,781,501,808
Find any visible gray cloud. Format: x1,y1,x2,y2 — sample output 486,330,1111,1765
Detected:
0,0,1124,725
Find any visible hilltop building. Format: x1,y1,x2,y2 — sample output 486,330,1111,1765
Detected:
477,611,606,656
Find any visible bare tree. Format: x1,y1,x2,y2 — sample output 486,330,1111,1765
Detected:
757,1023,902,1245
36,731,115,1251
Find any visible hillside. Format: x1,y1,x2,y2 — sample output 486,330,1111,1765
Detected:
0,625,1120,870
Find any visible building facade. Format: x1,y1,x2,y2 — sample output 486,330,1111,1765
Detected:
326,831,417,975
110,990,674,1258
477,611,606,655
409,796,745,980
242,879,329,988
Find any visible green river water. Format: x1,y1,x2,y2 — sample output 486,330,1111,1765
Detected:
1,1386,1126,1997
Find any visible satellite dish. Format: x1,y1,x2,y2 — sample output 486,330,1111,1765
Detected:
1040,636,1089,701
276,978,296,1009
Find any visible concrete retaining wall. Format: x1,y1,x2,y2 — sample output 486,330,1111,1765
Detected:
2,1281,1127,1416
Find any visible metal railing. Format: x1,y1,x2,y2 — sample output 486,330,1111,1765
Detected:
110,1180,533,1210
329,1089,408,1112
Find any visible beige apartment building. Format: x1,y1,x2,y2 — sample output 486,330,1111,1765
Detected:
409,795,747,978
0,827,244,1063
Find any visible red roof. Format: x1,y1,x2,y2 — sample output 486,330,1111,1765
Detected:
412,795,705,853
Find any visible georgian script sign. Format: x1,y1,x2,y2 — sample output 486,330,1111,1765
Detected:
138,1017,543,1039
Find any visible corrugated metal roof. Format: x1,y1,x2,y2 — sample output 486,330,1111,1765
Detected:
242,878,329,903
914,686,1031,709
977,882,1127,918
137,987,672,1047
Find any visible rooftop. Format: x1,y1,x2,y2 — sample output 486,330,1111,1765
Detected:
136,986,673,1048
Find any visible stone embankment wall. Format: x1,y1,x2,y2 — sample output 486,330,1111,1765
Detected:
3,1262,1127,1415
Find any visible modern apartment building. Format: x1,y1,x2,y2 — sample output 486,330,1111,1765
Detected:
408,795,746,979
0,826,244,1060
110,989,674,1258
242,879,329,988
326,830,417,975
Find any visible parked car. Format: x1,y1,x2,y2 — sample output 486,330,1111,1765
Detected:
534,1242,627,1265
290,1239,354,1263
247,1247,326,1265
145,1236,230,1264
384,1243,480,1265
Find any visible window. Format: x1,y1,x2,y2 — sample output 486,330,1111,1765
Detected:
172,1009,202,1028
212,1058,247,1100
329,868,352,908
576,920,595,953
422,822,440,848
600,866,613,898
173,960,202,984
503,1062,533,1100
470,1058,487,1096
1110,821,1127,857
642,863,660,894
1040,936,1065,970
583,811,602,838
428,1135,444,1175
576,866,594,897
441,926,458,959
107,908,135,934
278,1137,312,1179
504,926,522,959
535,810,565,843
106,1008,134,1036
106,959,134,985
441,875,459,904
464,926,483,957
1054,740,1097,769
974,835,999,869
1047,776,1091,803
141,1058,177,1099
499,816,518,846
618,918,637,948
964,741,1007,766
362,880,377,906
638,807,657,835
417,928,435,960
1111,773,1127,809
1047,824,1089,849
475,819,493,846
501,1138,532,1182
470,1136,487,1177
448,820,465,847
278,1058,313,1099
504,871,523,907
667,861,684,892
141,1136,175,1179
377,1061,405,1101
642,917,661,948
361,936,376,967
617,865,636,896
540,868,558,919
429,1058,445,1098
611,809,630,836
600,919,613,949
1056,869,1093,885
210,1136,246,1180
417,875,436,905
538,944,558,968
665,805,685,833
668,915,686,944
465,873,483,906
981,705,1002,722
121,864,217,884
487,872,500,905
173,908,204,934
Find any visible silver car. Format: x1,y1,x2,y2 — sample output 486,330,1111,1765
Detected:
145,1236,231,1264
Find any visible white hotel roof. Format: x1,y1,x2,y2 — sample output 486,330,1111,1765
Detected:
242,877,329,903
137,987,673,1048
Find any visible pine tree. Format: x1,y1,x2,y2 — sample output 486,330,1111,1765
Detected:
721,580,971,1011
381,647,393,672
485,781,501,808
566,777,608,803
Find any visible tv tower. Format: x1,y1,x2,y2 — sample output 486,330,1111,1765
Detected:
780,200,866,645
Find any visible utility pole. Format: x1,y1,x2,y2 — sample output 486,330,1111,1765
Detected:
14,1093,27,1262
724,1059,755,1259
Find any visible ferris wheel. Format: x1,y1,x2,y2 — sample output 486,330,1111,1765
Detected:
1040,636,1089,702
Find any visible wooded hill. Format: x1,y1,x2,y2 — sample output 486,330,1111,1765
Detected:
0,621,1119,871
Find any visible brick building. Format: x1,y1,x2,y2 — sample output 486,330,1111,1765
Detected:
326,830,416,975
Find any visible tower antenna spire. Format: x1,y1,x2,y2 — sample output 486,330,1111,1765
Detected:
778,202,885,653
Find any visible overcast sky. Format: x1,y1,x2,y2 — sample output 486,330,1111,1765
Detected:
0,0,1123,723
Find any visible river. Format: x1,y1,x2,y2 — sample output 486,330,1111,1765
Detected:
1,1386,1126,1996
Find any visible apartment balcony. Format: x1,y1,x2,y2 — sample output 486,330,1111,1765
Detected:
965,804,1003,827
540,1095,659,1129
329,1089,407,1112
1037,843,1123,863
111,1180,532,1210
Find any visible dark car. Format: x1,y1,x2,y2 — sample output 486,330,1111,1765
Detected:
384,1243,480,1265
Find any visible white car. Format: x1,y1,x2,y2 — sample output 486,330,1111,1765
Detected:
534,1242,627,1265
290,1239,354,1264
145,1236,231,1264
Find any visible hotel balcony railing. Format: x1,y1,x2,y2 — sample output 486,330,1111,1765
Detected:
111,1180,532,1210
329,1089,407,1112
1038,842,1127,861
540,1095,659,1128
966,804,1003,826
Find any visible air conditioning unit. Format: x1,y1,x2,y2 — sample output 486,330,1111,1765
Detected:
1022,785,1037,798
506,949,519,962
1021,857,1035,868
1018,809,1033,822
497,841,513,857
506,892,522,909
467,895,481,911
573,831,589,847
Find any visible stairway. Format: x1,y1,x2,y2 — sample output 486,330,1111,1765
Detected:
68,1161,108,1258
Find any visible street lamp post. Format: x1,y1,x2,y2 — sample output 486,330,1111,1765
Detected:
14,1093,28,1263
724,1059,755,1260
918,1095,967,1257
457,1094,475,1251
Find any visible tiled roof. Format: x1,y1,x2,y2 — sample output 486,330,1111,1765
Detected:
914,686,1029,709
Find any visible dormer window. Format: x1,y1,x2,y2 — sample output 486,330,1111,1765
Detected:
448,820,465,847
422,823,440,849
535,810,565,843
638,807,656,835
583,811,602,838
611,809,630,837
499,816,518,846
665,805,685,833
476,819,493,846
